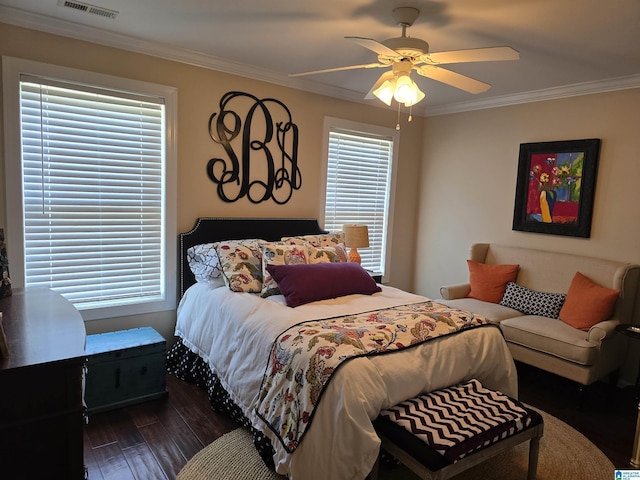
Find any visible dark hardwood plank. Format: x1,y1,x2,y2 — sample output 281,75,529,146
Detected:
138,421,188,479
171,403,229,447
126,399,164,428
166,375,216,414
122,442,170,480
91,442,137,480
86,407,146,450
83,429,105,480
140,397,206,461
165,374,238,444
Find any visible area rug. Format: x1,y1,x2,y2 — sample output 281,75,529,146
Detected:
177,407,615,480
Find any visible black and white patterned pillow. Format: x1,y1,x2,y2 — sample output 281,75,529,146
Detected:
500,282,566,318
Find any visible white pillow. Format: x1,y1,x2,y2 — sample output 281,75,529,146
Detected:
187,243,222,282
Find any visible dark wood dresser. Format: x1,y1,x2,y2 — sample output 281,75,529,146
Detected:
0,288,86,479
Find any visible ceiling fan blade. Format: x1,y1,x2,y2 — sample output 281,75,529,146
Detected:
346,36,400,58
424,46,520,65
364,70,395,100
289,62,386,77
416,65,490,94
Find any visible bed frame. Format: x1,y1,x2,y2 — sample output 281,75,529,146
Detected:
177,217,326,299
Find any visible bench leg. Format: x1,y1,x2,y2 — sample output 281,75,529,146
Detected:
527,436,541,480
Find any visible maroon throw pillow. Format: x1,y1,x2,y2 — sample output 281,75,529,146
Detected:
266,262,382,307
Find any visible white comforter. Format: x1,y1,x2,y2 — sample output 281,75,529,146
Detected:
175,282,518,480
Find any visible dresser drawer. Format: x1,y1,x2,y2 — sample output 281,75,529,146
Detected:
85,327,168,414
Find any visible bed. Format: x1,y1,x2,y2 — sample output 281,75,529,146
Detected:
169,217,518,480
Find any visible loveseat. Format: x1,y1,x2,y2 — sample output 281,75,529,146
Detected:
438,243,640,387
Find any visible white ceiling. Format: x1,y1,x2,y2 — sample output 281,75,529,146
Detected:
1,0,639,116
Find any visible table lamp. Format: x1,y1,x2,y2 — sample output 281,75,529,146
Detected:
343,224,369,264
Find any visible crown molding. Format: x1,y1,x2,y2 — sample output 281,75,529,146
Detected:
2,5,640,118
0,6,367,101
425,74,640,116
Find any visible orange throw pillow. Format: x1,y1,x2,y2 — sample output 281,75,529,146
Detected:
466,260,519,304
559,272,619,331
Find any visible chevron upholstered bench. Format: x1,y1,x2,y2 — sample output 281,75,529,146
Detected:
369,380,544,480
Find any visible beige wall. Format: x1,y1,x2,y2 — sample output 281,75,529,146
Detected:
415,89,640,383
0,23,424,340
8,22,636,382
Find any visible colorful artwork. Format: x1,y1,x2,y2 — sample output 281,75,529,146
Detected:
513,139,600,238
526,151,583,224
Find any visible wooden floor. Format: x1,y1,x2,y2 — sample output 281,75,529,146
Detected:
84,363,638,479
517,362,637,469
84,375,239,480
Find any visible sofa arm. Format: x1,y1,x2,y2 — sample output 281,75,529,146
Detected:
440,283,471,300
587,319,620,345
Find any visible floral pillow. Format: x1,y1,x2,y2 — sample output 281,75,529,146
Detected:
261,242,309,297
307,244,348,264
281,232,346,248
215,239,265,293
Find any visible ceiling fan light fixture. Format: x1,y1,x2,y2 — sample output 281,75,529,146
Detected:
372,72,425,107
371,58,425,107
404,83,425,107
373,79,395,106
393,74,414,103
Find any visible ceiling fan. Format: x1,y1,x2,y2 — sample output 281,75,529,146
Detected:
290,7,519,107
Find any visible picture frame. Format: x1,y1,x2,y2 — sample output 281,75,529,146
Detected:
512,138,601,238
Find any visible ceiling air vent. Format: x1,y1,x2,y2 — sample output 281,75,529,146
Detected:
57,0,119,19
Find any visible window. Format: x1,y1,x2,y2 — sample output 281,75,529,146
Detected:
3,57,176,320
322,117,398,280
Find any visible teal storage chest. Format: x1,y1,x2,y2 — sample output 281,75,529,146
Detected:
85,327,168,414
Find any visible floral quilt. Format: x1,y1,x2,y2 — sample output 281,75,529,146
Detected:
256,301,490,452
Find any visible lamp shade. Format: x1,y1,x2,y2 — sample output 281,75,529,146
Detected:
343,224,369,248
372,80,395,106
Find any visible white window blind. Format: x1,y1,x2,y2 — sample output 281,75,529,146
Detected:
324,128,393,276
18,76,165,310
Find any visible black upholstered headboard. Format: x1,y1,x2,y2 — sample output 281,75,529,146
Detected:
178,217,326,299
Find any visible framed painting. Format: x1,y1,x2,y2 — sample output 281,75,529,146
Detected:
512,139,601,238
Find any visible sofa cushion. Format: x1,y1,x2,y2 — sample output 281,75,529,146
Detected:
559,272,619,331
466,260,519,304
500,316,598,366
435,298,523,324
499,282,566,319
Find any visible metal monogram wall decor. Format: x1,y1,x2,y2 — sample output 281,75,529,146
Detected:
206,91,301,204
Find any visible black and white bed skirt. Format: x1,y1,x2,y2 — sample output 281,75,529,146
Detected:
166,340,276,466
